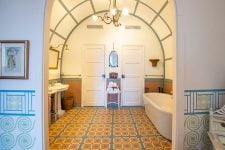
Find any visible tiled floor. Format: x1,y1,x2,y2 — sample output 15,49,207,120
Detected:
49,107,171,149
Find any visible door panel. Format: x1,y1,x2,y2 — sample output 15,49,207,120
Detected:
123,64,142,74
122,45,144,106
85,91,104,105
85,63,104,76
86,77,104,90
123,90,140,105
82,45,105,106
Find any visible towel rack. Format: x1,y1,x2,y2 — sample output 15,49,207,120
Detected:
145,75,163,77
61,74,81,77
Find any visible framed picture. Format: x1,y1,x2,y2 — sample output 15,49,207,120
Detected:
0,40,29,79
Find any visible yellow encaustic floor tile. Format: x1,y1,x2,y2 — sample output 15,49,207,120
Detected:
49,107,171,149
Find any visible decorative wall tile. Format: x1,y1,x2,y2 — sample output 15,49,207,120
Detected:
184,89,225,149
184,89,225,115
184,114,212,150
0,116,36,149
0,90,35,116
0,90,36,149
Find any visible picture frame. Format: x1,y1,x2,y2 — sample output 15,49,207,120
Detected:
0,40,29,79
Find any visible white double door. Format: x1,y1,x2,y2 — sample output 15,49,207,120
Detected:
121,45,144,106
82,44,144,106
82,45,105,106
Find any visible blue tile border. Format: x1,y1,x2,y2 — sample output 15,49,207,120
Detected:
0,90,35,116
184,89,225,115
185,89,225,92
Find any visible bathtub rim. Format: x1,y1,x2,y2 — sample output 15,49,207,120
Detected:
143,92,172,115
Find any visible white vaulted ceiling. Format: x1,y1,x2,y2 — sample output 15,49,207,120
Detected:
50,0,173,47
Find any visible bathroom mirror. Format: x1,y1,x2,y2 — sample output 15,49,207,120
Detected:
49,48,59,69
109,51,118,67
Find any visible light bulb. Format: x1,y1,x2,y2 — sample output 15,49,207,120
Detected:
122,7,129,16
119,25,125,31
92,15,98,21
110,8,117,15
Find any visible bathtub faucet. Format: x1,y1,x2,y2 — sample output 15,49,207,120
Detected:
158,87,164,93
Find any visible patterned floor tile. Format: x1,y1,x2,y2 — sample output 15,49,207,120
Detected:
113,137,142,149
136,123,160,136
78,107,97,115
60,124,89,136
87,124,112,136
82,137,111,150
141,136,172,149
96,108,113,115
66,108,81,114
49,123,67,137
71,115,93,123
114,115,133,123
49,107,172,149
114,108,131,115
132,114,151,123
50,137,82,149
54,115,74,124
113,124,137,136
130,107,146,114
93,115,112,123
49,137,55,145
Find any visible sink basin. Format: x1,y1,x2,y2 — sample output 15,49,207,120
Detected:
48,83,69,94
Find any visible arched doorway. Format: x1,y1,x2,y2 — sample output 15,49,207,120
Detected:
43,0,181,149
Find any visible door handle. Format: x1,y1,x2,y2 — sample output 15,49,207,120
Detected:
102,74,106,78
122,74,125,78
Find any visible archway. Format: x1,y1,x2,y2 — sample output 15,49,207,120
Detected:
43,0,181,149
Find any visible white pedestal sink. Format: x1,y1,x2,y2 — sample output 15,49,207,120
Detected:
48,83,69,121
48,83,69,94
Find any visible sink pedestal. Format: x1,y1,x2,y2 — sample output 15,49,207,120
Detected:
48,83,69,124
56,92,65,117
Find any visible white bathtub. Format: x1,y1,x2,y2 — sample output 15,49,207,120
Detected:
143,93,172,140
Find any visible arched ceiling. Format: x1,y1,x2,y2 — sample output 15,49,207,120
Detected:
50,0,173,47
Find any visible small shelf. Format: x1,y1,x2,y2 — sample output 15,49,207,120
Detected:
106,78,121,108
149,59,159,67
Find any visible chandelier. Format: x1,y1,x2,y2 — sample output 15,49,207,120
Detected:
92,0,129,27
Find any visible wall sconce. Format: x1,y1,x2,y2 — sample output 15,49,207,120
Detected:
50,44,69,51
149,59,159,67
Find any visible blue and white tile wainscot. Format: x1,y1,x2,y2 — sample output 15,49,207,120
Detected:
0,90,36,149
184,89,225,150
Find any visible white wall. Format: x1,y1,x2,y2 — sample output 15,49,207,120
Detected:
174,0,225,149
2,0,225,149
162,0,175,80
0,0,47,149
184,0,225,89
62,16,164,78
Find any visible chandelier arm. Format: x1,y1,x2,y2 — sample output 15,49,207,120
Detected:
112,11,121,27
97,15,103,20
93,0,127,27
103,13,113,24
108,0,111,10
